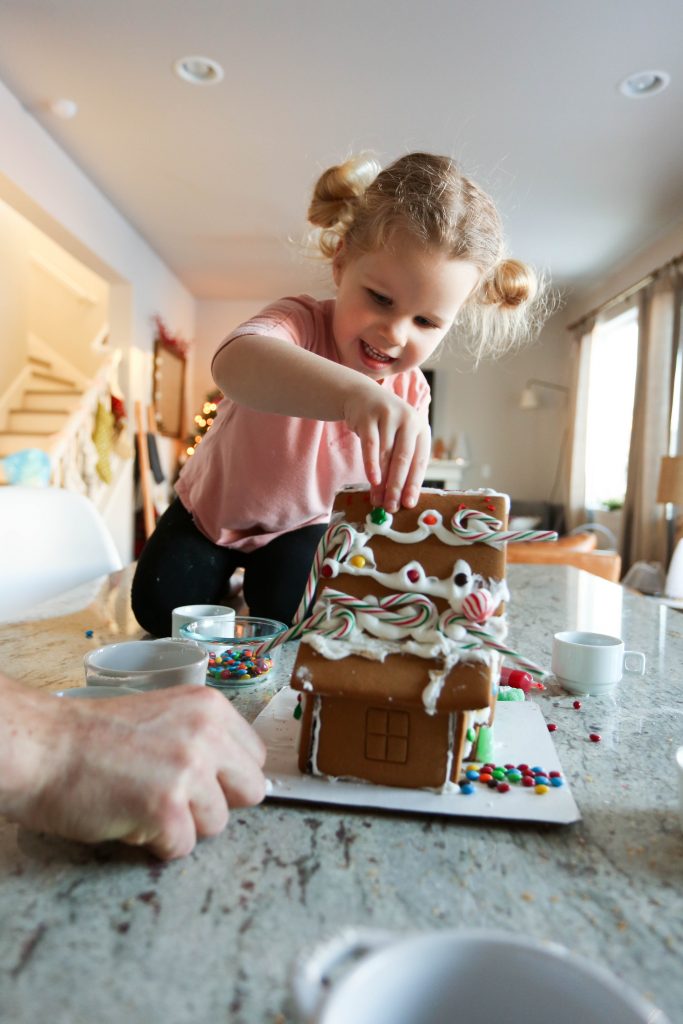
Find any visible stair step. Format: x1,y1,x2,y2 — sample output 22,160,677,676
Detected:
0,432,57,457
8,409,70,433
23,389,84,412
30,369,80,389
28,354,52,369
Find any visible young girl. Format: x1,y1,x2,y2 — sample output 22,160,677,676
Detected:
132,152,541,636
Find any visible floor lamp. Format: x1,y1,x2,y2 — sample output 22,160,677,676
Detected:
656,455,683,598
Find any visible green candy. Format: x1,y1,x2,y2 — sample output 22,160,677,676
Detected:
370,506,388,525
474,725,494,763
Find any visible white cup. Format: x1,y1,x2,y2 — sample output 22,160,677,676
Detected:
84,639,208,691
171,603,235,639
292,928,668,1024
552,630,646,696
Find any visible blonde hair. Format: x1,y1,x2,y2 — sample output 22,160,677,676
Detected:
307,152,547,359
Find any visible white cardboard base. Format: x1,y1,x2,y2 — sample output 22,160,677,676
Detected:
254,687,581,824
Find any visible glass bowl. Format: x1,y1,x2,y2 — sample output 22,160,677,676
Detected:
179,616,287,687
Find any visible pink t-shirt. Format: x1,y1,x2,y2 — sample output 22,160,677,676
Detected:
175,295,430,552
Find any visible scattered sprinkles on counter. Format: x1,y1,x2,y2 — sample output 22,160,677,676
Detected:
459,762,564,795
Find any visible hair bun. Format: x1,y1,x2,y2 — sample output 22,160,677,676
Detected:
307,155,380,229
484,258,537,309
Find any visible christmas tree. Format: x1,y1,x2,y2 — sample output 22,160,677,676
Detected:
185,389,222,458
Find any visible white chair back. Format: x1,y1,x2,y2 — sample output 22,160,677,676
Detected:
0,486,122,621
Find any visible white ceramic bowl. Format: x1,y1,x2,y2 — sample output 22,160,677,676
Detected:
292,928,669,1024
84,638,208,691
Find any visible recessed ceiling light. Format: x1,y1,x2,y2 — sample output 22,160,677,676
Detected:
619,69,670,98
49,97,78,119
173,55,224,86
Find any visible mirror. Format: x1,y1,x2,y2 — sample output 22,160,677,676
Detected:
153,339,186,438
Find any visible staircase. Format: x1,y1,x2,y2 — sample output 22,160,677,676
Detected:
0,355,84,458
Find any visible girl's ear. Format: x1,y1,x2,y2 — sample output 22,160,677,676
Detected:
332,240,346,286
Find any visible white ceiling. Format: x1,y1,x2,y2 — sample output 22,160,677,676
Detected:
1,0,682,306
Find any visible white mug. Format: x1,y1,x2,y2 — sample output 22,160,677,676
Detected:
552,630,646,696
171,603,235,639
292,928,667,1024
84,638,208,691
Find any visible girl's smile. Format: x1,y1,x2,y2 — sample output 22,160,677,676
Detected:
332,235,480,380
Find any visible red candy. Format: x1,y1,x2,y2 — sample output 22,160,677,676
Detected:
547,723,557,732
407,569,420,583
573,700,582,709
589,733,602,743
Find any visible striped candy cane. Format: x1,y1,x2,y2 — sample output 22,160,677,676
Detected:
449,508,557,547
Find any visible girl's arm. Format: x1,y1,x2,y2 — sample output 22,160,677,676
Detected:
0,671,266,860
213,335,431,511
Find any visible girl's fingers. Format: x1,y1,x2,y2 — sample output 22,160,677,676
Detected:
401,427,432,507
360,423,382,495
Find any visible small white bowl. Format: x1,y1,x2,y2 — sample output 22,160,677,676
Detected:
84,638,208,691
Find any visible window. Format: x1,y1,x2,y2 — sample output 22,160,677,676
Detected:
365,708,409,763
584,307,639,510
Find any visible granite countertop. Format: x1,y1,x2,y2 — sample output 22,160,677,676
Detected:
0,565,681,1024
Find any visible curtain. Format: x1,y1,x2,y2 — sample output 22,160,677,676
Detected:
564,317,595,531
621,268,682,573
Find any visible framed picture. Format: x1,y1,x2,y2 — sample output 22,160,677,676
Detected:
153,339,186,438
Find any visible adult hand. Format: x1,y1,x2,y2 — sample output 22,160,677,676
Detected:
1,678,267,860
343,385,431,512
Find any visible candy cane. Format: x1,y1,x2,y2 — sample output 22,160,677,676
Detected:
449,508,557,547
292,521,357,624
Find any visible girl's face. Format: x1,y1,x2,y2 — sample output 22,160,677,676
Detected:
332,234,480,380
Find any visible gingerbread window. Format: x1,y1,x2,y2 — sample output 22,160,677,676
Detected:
365,708,409,763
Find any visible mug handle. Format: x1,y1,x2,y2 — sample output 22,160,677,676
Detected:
291,927,398,1022
623,651,646,675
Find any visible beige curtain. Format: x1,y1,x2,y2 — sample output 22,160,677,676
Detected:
564,317,595,531
621,268,682,573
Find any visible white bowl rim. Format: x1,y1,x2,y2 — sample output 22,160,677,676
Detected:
294,926,666,1023
84,638,208,675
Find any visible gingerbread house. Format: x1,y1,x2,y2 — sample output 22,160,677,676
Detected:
290,486,520,790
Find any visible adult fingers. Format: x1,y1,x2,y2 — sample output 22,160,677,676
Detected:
217,750,268,809
126,803,199,861
221,703,267,767
189,777,230,838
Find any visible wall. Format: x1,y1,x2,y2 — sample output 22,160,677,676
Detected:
0,201,28,393
0,77,195,561
193,298,273,415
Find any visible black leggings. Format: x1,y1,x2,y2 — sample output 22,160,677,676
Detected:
131,498,328,637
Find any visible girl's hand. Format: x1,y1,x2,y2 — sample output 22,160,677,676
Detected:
343,386,432,512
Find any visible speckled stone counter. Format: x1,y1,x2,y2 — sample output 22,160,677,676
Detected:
0,565,682,1024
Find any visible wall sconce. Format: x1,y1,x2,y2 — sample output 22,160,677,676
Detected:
657,455,683,598
519,378,569,410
